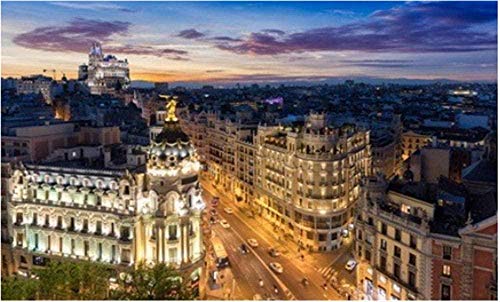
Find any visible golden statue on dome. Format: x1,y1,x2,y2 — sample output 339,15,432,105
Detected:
160,94,178,122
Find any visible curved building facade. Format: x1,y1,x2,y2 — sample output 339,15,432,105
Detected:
7,100,205,294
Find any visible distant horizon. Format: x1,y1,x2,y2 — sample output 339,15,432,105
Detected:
2,1,497,83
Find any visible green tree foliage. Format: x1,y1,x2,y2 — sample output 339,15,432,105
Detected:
1,276,39,300
2,261,195,300
110,262,195,300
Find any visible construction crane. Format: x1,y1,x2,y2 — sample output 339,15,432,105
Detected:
42,69,57,80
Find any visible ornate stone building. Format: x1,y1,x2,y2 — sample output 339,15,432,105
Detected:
85,42,130,95
6,100,205,294
254,113,371,252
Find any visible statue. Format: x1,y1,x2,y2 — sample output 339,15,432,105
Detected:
160,94,178,122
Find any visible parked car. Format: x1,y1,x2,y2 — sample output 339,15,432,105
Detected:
268,247,281,257
247,238,259,248
345,259,357,271
269,262,283,274
224,207,234,214
210,209,217,216
209,216,217,224
220,219,230,229
211,198,219,207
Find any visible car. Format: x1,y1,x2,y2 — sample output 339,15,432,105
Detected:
224,207,233,214
240,244,249,254
253,294,263,300
209,216,217,224
345,259,357,271
269,262,283,274
247,238,259,248
210,209,217,216
268,248,281,257
220,220,230,229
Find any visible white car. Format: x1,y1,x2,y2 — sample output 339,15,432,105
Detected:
345,259,357,271
269,262,284,274
247,238,259,248
224,207,234,214
220,219,230,229
253,294,263,300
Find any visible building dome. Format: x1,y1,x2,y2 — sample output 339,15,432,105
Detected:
148,98,196,170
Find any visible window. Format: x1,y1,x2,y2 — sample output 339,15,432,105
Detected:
16,233,23,247
111,223,115,235
365,250,371,262
69,217,75,231
380,256,387,271
443,245,452,260
71,239,75,254
120,227,131,241
410,235,417,249
98,243,103,260
47,235,51,251
395,229,401,242
380,239,387,251
44,215,49,227
84,241,89,257
96,221,102,235
381,223,387,235
357,231,363,240
394,263,401,279
82,219,89,232
57,216,62,229
59,237,63,252
441,284,451,300
34,234,39,249
169,225,177,240
394,246,401,258
368,217,374,226
409,253,416,266
442,264,451,277
16,213,23,225
33,213,38,225
111,245,116,262
408,271,416,288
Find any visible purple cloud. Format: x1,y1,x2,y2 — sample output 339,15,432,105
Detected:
213,2,497,55
177,29,205,39
13,18,130,53
13,18,189,60
211,36,242,42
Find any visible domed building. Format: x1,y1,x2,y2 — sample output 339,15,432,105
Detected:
6,97,205,295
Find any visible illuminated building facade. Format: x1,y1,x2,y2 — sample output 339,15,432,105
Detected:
6,99,205,293
254,113,371,252
179,111,371,252
355,176,497,300
85,42,130,95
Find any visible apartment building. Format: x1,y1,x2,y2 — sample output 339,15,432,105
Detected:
255,113,371,251
355,176,497,300
401,131,432,160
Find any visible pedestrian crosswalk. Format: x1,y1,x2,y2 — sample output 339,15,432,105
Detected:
284,289,296,300
318,266,338,285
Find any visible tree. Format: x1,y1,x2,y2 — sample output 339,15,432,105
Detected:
1,276,39,300
111,262,195,300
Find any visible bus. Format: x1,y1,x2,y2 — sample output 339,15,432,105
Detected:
211,236,230,268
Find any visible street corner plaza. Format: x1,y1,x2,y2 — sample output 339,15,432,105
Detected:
1,1,497,301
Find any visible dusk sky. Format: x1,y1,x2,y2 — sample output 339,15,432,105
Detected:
1,1,497,83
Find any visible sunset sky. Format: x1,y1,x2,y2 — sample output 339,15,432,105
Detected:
1,1,497,83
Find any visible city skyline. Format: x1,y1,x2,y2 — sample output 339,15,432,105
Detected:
1,1,497,83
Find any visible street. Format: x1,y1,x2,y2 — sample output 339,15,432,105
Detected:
202,178,357,300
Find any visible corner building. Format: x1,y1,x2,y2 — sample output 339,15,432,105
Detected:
7,102,205,294
255,114,371,251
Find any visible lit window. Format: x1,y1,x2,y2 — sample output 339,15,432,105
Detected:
442,264,451,276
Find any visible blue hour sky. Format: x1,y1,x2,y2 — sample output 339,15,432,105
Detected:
1,1,497,83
